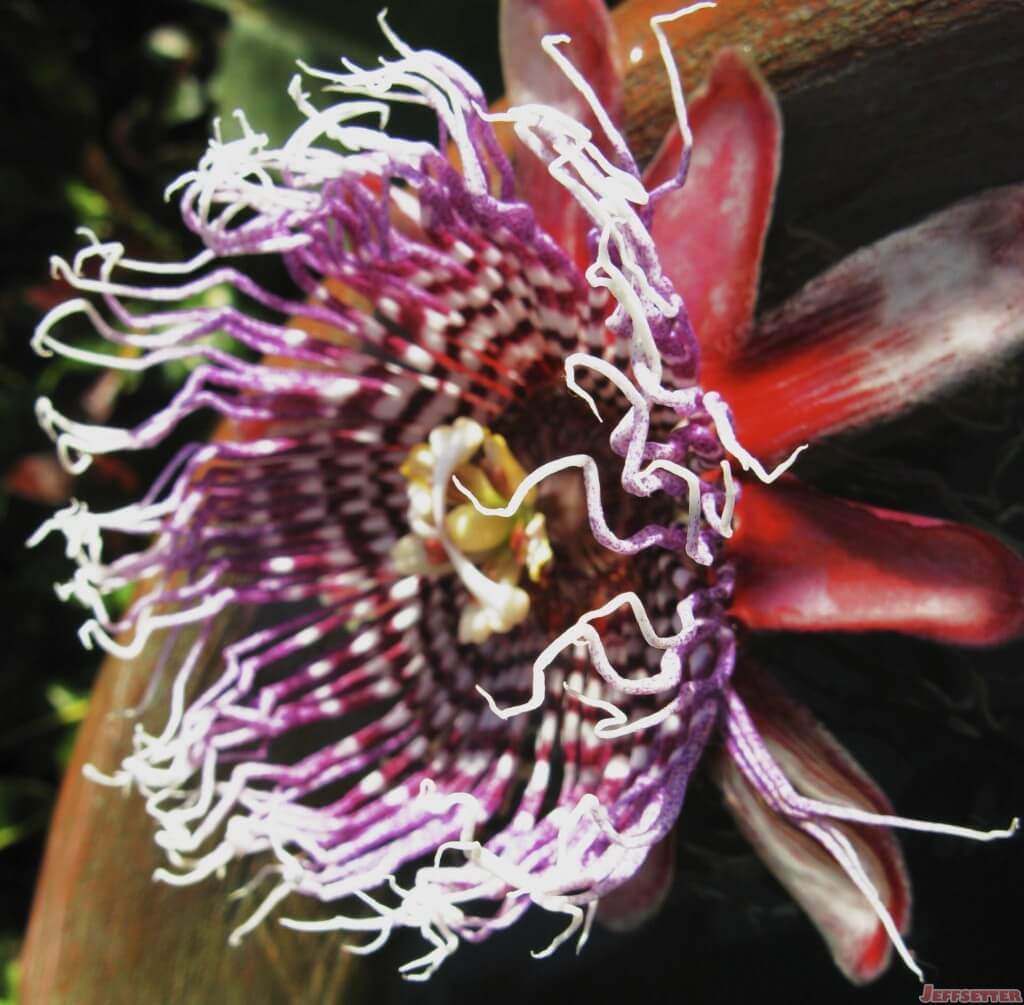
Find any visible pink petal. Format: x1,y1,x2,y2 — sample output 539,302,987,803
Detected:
499,0,623,263
729,477,1024,646
714,185,1024,458
645,49,780,360
716,668,910,984
596,829,675,932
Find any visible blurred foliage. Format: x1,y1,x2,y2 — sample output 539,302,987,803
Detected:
1,0,216,986
0,949,18,1005
206,2,378,145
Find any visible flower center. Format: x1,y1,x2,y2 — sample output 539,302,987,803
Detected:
391,417,553,644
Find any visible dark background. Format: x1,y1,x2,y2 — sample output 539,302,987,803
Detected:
1,1,1022,1002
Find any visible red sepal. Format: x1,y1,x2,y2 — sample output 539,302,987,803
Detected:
714,186,1024,458
717,667,910,983
645,49,780,361
595,829,675,932
729,477,1024,646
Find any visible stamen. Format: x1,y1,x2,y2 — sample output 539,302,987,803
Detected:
392,419,552,643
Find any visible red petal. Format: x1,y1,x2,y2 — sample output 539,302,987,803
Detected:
645,49,780,360
499,0,623,263
716,667,910,983
596,829,675,932
729,477,1024,646
714,185,1024,457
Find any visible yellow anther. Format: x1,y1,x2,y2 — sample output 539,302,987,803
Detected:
444,503,511,554
457,585,530,644
482,431,533,501
391,533,449,577
399,443,436,485
451,463,505,509
392,418,554,643
522,512,553,582
429,416,484,468
481,548,521,586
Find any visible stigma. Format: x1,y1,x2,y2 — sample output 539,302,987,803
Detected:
391,417,553,644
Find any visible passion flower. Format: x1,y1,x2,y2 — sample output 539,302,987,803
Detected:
31,0,1024,984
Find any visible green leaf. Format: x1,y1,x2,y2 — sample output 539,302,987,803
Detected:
209,6,378,147
0,946,20,1005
